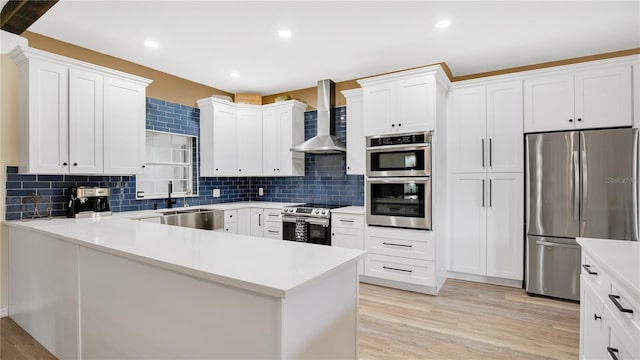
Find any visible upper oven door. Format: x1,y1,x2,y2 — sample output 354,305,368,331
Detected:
366,144,431,177
366,177,432,230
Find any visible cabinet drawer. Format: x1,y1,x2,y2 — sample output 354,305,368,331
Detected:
264,209,282,222
581,253,609,299
365,229,434,260
224,210,237,223
264,221,282,239
364,254,435,286
605,306,640,360
331,214,364,229
607,282,640,341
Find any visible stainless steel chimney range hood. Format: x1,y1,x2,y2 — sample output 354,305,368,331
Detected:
290,79,346,154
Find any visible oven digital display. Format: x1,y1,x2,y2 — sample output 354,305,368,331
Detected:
296,208,313,214
369,134,425,147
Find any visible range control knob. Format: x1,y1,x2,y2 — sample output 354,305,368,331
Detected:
314,209,320,214
321,210,327,215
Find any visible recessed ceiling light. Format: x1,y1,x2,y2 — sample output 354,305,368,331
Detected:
144,40,159,48
230,72,240,78
435,19,451,29
278,29,292,38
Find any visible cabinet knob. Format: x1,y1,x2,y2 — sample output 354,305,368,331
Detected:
569,119,573,122
277,168,280,171
391,124,395,127
215,168,219,171
63,162,68,166
398,123,402,127
594,313,602,320
331,233,335,236
347,166,350,169
73,163,78,166
273,168,276,171
577,118,582,122
239,169,242,172
142,165,146,168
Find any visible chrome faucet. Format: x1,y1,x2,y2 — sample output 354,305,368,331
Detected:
167,181,176,209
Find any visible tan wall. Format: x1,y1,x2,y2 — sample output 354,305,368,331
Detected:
0,54,21,311
263,80,360,110
22,32,232,107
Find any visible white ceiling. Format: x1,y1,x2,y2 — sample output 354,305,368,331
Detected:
24,0,640,95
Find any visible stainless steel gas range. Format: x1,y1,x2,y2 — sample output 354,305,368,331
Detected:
281,203,346,245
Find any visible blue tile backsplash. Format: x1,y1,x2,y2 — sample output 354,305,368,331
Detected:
5,98,364,220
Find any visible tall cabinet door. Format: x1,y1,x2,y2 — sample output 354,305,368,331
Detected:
103,77,146,174
262,109,280,176
486,81,523,173
69,69,103,174
450,86,487,173
236,108,263,176
212,103,237,176
24,59,69,174
486,173,524,280
344,89,364,175
450,173,487,275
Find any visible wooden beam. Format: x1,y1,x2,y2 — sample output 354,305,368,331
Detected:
1,0,58,35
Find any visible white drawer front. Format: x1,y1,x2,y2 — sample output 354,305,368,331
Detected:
608,282,640,341
264,210,282,222
224,210,237,223
331,214,364,229
364,254,435,287
582,253,609,299
264,221,282,239
606,306,640,360
365,232,434,260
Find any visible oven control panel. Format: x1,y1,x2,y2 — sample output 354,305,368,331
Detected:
282,207,330,218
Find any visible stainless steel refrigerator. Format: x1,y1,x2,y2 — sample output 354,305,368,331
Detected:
525,128,639,301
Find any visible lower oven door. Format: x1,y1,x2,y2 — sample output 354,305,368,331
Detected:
282,217,331,245
307,218,331,245
366,177,431,230
282,217,305,241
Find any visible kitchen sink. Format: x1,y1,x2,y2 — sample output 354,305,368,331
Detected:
160,209,224,231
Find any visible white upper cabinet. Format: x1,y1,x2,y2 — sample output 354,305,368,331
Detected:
9,46,151,175
450,81,523,173
236,107,263,176
342,88,364,175
69,68,103,174
212,102,238,176
524,65,632,132
262,101,305,177
359,65,449,136
103,77,147,175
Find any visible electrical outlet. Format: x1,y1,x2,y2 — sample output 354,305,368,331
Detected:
213,189,221,197
258,188,264,196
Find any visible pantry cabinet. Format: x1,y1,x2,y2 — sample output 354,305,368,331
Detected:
341,89,365,175
524,65,632,132
358,65,449,136
450,81,523,173
262,101,306,177
9,46,150,175
449,172,524,280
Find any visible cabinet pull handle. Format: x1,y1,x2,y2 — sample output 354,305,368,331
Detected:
268,214,279,217
606,347,620,360
382,266,412,273
608,294,634,314
382,242,412,248
258,214,262,226
482,179,485,207
339,219,355,223
593,313,601,320
582,264,598,275
489,179,492,207
481,139,485,167
489,138,493,167
268,230,278,233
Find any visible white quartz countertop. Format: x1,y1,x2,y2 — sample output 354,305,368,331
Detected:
115,201,304,220
577,237,640,297
5,212,365,299
331,206,365,215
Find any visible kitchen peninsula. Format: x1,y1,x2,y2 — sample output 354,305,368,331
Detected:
5,213,365,359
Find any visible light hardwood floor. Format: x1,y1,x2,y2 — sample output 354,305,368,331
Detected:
1,279,579,359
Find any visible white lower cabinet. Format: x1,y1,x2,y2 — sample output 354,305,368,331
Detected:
263,209,283,239
250,208,264,237
364,226,435,287
449,172,524,281
218,210,237,234
331,212,364,275
236,208,250,235
580,247,640,360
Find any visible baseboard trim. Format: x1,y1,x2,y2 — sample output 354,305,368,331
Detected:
447,271,523,288
1,307,7,318
360,275,438,295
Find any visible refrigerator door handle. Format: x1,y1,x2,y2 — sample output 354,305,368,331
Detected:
573,150,580,222
489,179,492,207
633,130,639,241
581,148,588,224
489,138,493,167
535,240,581,249
482,179,485,207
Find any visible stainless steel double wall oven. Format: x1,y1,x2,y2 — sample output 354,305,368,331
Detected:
366,131,432,230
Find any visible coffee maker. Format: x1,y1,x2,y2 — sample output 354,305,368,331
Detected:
66,187,112,218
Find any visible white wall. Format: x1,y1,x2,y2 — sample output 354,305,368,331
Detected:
0,30,28,316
